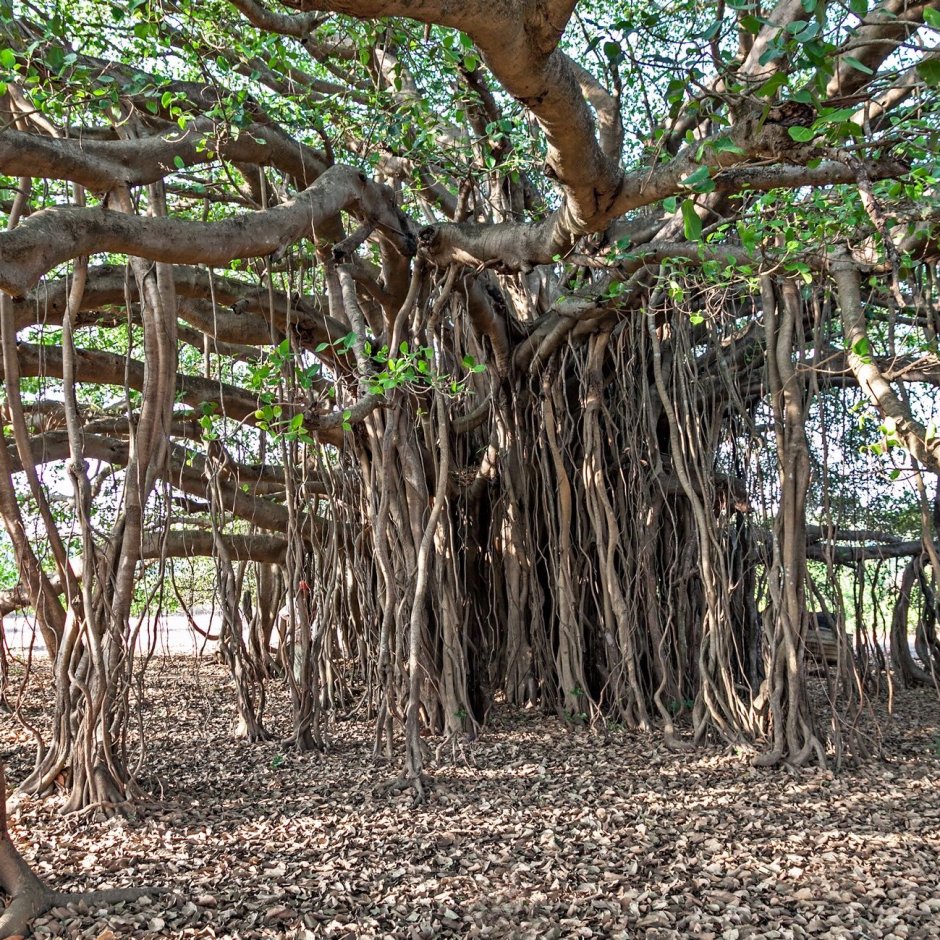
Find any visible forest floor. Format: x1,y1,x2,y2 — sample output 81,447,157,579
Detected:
1,657,939,940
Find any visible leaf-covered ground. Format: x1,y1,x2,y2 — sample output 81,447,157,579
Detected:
2,657,939,939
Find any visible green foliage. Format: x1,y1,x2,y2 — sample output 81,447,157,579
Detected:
680,199,702,241
199,402,219,441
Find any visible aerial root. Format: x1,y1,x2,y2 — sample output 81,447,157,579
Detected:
433,730,478,766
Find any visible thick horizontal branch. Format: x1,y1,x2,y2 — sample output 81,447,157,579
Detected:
141,530,289,564
12,265,348,353
807,349,940,387
418,149,908,271
807,539,938,564
0,164,413,296
713,158,908,195
806,524,904,545
7,342,346,446
230,0,326,35
0,119,327,192
7,344,266,426
0,532,290,614
7,433,297,533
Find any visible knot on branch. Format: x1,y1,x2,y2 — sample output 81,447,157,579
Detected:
515,91,547,108
766,101,815,128
301,408,323,431
417,225,440,252
758,123,815,161
331,222,376,263
398,216,418,258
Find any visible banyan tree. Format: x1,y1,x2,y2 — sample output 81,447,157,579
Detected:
1,1,940,926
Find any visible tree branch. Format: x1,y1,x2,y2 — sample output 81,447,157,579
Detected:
0,165,413,296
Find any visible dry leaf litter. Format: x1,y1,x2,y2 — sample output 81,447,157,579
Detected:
2,657,938,939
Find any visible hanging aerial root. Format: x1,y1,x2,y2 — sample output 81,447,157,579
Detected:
434,729,478,767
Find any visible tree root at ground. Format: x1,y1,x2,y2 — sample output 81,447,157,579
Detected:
378,772,433,807
1,763,161,939
0,875,162,940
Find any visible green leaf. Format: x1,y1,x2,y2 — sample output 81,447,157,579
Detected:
923,7,940,28
788,125,816,142
793,21,820,43
681,200,702,241
755,73,787,97
841,55,873,75
786,261,813,284
740,14,763,35
701,21,722,42
851,336,871,360
917,59,940,87
736,221,757,254
173,155,185,169
663,196,678,213
0,48,16,69
818,106,857,124
680,165,715,193
711,136,746,155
